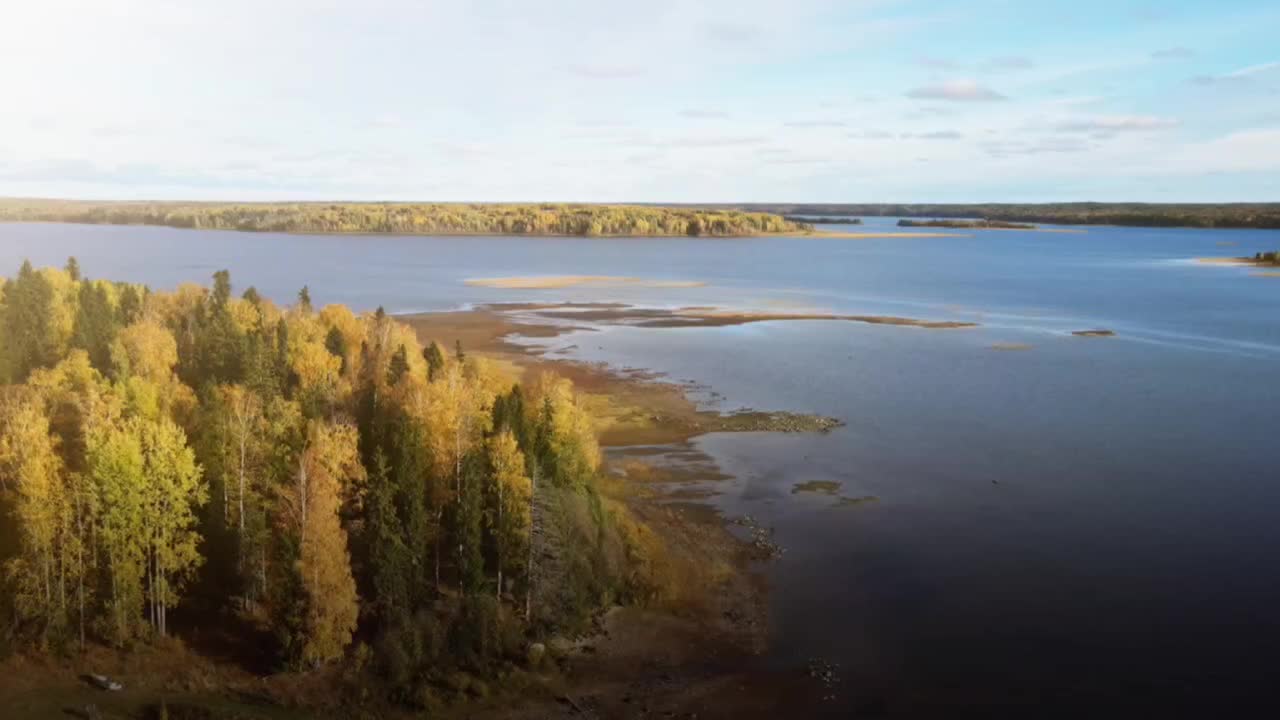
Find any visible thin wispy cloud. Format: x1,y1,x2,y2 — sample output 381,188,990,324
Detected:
642,135,769,149
1151,47,1195,60
981,55,1034,72
565,64,646,79
983,137,1093,158
914,55,957,69
901,130,964,140
362,113,404,129
680,109,729,119
906,79,1007,101
1224,60,1280,78
784,120,848,128
1053,115,1178,133
1191,60,1280,85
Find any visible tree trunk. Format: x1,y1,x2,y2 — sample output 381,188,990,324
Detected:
497,479,503,603
238,418,246,564
455,424,462,595
525,465,538,620
77,507,85,652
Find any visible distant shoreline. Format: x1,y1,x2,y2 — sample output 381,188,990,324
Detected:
0,218,963,240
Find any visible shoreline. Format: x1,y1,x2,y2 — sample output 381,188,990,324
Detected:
0,303,834,720
398,305,840,716
1,219,965,241
1195,256,1280,275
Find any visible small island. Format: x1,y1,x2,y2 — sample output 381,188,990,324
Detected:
898,218,1037,230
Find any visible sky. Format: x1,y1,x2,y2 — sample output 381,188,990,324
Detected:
1,0,1278,203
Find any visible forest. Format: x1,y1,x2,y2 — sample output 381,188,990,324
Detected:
714,202,1280,229
896,219,1035,229
0,259,672,709
0,200,808,237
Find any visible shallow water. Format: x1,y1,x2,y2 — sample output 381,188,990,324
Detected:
3,220,1279,714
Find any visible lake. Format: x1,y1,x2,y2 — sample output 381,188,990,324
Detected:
3,219,1279,715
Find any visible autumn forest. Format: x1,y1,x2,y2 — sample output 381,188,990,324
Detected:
0,259,664,708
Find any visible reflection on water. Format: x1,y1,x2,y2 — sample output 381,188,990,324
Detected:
3,220,1279,714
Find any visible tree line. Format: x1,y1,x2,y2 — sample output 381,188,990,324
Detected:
714,202,1280,229
0,200,808,237
0,259,669,703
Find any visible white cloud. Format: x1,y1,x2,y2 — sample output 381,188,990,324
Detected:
906,79,1007,101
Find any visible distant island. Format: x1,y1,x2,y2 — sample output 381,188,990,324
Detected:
0,199,811,237
898,219,1036,230
783,215,863,225
705,202,1280,230
1254,251,1280,265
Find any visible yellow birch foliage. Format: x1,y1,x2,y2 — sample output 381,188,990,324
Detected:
293,421,365,665
0,393,70,630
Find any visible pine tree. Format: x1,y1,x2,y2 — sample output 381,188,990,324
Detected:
386,344,409,386
423,341,445,381
1,260,59,381
367,448,410,620
72,281,117,372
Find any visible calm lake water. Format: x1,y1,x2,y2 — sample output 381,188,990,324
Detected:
3,219,1279,715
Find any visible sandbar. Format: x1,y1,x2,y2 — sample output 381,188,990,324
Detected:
466,275,707,289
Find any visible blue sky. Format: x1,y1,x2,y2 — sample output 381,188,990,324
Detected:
2,0,1277,202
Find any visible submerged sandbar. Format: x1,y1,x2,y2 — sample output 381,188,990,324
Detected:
465,275,707,289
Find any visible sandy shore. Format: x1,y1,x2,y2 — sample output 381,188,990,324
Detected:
1196,256,1257,266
